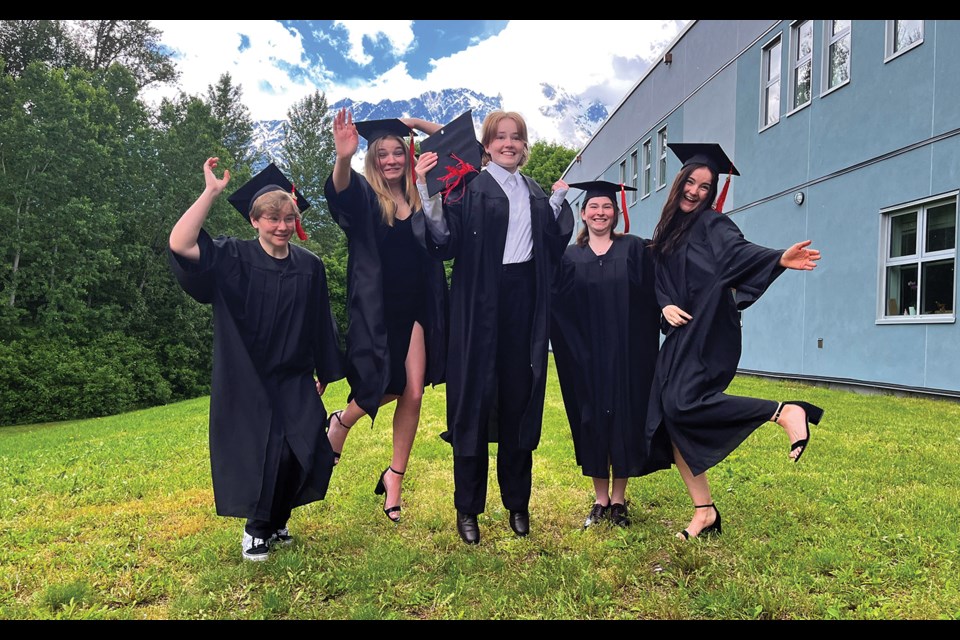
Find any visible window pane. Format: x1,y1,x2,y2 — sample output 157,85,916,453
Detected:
926,202,956,252
768,41,781,81
832,20,851,36
890,212,917,258
921,259,954,314
886,263,918,315
895,20,923,52
829,35,851,89
766,80,780,126
798,22,813,60
794,61,811,107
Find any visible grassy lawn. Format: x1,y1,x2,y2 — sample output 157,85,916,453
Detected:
2,357,959,620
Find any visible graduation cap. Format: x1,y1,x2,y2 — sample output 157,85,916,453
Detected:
226,162,310,241
419,110,482,200
355,117,416,182
667,142,739,213
569,180,637,234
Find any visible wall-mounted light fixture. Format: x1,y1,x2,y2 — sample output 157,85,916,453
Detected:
663,52,673,65
794,191,805,205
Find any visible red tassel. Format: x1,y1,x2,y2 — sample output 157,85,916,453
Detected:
619,183,630,234
291,182,308,241
438,153,479,203
715,170,731,213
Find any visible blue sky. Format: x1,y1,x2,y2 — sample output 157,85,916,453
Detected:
144,20,687,143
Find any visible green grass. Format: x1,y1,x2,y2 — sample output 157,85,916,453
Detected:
2,358,959,619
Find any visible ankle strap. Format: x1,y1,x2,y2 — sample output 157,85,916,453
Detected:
388,466,405,476
772,401,784,423
694,503,715,509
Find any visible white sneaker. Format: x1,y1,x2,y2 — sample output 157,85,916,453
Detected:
271,527,294,546
242,532,271,561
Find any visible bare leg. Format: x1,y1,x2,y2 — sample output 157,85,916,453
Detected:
673,444,717,538
591,476,611,506
327,394,399,464
772,403,809,461
381,322,426,520
610,477,628,506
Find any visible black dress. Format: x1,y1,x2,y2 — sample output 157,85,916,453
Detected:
168,230,344,521
551,235,662,478
324,171,447,419
645,209,786,476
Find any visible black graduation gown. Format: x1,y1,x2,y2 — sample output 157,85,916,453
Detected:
551,235,662,478
168,230,344,520
324,170,448,420
425,169,574,456
645,209,786,476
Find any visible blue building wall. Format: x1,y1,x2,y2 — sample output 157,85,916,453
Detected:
564,19,960,395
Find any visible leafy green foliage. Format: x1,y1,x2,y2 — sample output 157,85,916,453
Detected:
521,140,578,194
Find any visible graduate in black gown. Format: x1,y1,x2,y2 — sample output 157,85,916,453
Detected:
418,110,574,544
323,109,448,523
551,181,661,529
645,143,824,540
169,158,344,561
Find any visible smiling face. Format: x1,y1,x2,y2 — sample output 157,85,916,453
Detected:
250,193,299,252
580,196,618,238
481,112,528,171
679,166,715,213
374,136,408,185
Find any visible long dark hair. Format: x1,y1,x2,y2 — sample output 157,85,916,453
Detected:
649,163,718,255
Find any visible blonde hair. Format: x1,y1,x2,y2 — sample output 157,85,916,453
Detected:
249,189,299,222
362,135,422,226
480,111,529,168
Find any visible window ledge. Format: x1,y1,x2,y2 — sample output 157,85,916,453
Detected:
885,39,923,64
820,78,849,99
785,101,811,118
876,315,955,325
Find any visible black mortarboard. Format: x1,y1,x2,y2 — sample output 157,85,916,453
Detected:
226,163,310,240
569,180,638,234
227,162,310,221
354,118,413,143
667,142,740,176
419,110,482,198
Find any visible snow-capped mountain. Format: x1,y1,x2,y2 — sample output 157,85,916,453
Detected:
249,86,608,169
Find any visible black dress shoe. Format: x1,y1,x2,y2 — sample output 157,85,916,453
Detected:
509,511,530,537
609,503,630,527
456,510,480,545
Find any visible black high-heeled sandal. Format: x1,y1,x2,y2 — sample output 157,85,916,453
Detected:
326,411,350,466
374,466,405,523
678,503,722,540
773,401,824,463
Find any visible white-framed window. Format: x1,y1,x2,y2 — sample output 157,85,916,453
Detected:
641,139,652,197
822,20,851,95
619,159,627,192
629,149,638,204
885,20,923,61
760,34,782,130
656,126,668,190
789,20,813,112
879,194,957,323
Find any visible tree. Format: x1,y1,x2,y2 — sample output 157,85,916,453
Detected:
0,20,81,78
281,90,342,256
521,140,578,194
205,72,260,169
69,20,178,90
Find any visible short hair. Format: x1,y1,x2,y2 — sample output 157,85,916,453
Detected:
249,189,299,222
480,111,529,168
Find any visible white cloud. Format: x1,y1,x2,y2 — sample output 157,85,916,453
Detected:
332,20,416,66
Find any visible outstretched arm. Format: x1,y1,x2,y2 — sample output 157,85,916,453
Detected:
779,240,821,270
330,107,359,194
400,116,441,136
169,157,230,263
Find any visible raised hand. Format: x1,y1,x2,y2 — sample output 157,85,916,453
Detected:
780,240,821,271
333,107,359,160
415,151,439,184
203,157,230,196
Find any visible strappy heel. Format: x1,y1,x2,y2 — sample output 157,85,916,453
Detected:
678,503,722,540
326,410,350,466
773,400,824,463
374,466,405,523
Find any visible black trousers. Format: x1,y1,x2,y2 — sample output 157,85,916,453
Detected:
245,433,300,539
454,260,535,516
